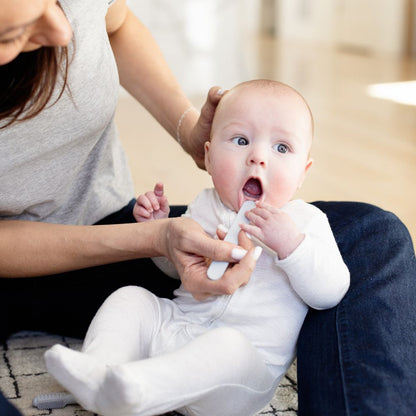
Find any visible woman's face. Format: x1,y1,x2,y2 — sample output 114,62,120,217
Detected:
0,0,72,65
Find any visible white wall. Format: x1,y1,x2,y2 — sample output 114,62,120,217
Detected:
336,0,407,55
126,0,262,96
276,0,336,45
275,0,409,55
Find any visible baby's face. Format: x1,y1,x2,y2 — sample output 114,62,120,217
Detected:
205,84,313,212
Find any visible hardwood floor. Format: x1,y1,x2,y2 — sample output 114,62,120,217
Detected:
115,34,416,244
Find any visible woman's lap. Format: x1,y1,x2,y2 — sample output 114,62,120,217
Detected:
298,201,416,415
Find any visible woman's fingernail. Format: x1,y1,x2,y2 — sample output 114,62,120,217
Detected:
217,224,228,233
216,88,224,96
245,232,252,239
252,246,262,261
231,248,247,261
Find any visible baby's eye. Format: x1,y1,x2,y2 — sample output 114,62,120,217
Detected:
232,137,249,146
273,143,288,154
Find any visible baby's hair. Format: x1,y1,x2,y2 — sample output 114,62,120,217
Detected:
232,79,314,137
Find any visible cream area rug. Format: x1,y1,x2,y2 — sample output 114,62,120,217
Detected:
1,331,298,416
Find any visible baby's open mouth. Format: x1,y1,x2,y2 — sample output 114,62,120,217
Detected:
242,177,263,200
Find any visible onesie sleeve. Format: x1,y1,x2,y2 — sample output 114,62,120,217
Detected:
275,204,350,310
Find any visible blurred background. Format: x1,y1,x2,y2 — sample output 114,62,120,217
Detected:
117,0,416,243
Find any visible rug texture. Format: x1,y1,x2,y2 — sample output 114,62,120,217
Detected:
1,331,298,416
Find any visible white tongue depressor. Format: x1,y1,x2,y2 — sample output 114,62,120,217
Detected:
207,200,256,280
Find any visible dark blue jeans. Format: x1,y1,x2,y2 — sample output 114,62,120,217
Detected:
298,202,416,415
1,201,415,415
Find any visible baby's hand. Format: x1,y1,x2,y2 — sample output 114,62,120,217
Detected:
133,182,170,222
241,202,304,260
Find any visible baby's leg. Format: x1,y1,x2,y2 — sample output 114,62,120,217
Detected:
95,327,277,416
44,286,161,412
81,286,161,363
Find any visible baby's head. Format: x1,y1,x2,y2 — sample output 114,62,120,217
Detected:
204,79,314,212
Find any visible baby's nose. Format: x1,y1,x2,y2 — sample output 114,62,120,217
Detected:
248,150,266,166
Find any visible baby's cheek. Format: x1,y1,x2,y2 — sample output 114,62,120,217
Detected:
212,163,238,192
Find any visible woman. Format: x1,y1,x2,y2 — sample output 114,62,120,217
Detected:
0,1,415,415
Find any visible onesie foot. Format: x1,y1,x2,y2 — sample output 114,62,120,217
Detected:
44,344,105,412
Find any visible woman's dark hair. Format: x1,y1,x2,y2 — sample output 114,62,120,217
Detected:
0,45,70,129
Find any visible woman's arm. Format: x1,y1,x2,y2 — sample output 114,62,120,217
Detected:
0,219,167,277
0,217,257,299
105,0,221,168
106,1,197,145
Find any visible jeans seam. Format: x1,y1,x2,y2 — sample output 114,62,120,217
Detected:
336,304,352,416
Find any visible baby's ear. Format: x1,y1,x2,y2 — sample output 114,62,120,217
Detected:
298,158,313,189
204,141,212,175
305,158,313,173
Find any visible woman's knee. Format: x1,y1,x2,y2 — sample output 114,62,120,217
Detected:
359,207,414,267
364,205,411,241
314,201,412,245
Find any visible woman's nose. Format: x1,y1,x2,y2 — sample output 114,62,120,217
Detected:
29,5,72,47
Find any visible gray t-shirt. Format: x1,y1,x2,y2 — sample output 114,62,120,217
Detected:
0,0,134,225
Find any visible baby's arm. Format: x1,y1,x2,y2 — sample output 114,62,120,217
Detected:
241,201,350,309
133,182,170,222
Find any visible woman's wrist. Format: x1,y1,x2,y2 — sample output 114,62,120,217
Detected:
148,218,171,258
175,106,199,152
176,106,195,145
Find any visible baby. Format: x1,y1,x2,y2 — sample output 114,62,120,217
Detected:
45,80,350,416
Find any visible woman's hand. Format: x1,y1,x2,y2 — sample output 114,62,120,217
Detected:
160,217,259,300
182,87,225,169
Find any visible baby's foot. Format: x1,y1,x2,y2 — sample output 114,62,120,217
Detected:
44,344,106,412
95,364,145,416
